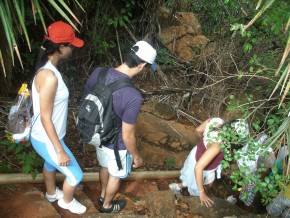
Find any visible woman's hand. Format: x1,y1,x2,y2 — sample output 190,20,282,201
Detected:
199,191,214,207
57,150,70,166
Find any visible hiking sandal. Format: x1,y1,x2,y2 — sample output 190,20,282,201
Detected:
97,197,104,206
99,199,126,213
97,197,118,207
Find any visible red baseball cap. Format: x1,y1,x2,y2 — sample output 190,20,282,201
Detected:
45,21,84,48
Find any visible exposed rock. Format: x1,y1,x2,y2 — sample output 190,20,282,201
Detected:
144,131,168,146
175,12,202,34
137,112,197,147
153,102,176,120
158,7,209,61
0,186,60,218
159,136,169,145
123,180,159,198
145,190,176,218
170,140,181,149
139,141,187,168
158,7,202,34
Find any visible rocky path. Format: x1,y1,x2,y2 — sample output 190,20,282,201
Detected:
0,180,270,218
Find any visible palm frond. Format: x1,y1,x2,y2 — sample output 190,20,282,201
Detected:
244,0,275,31
48,0,79,31
0,50,6,78
13,0,31,51
56,0,81,25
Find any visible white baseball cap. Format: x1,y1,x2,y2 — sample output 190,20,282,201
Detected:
131,41,157,65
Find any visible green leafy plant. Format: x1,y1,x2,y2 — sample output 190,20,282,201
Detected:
164,157,176,169
107,0,135,28
0,139,42,177
156,48,177,66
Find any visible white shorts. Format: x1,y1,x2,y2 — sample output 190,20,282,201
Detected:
96,146,132,179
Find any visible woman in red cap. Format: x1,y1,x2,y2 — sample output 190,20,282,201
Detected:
30,21,86,214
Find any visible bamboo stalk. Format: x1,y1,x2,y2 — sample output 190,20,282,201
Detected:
0,171,180,185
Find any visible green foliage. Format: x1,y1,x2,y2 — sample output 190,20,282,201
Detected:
107,0,135,28
164,157,176,169
187,0,250,35
0,139,42,177
217,123,288,205
156,48,177,66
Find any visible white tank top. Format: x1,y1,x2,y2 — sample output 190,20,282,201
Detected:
31,61,69,142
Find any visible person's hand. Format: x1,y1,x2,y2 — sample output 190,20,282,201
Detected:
132,154,144,168
199,191,214,207
57,150,70,166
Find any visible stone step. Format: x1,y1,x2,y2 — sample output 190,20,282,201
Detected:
0,185,60,218
81,213,148,218
145,190,176,218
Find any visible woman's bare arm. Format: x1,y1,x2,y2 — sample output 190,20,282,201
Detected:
35,70,70,166
195,143,221,207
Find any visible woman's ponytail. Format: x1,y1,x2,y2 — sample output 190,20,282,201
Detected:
34,40,61,72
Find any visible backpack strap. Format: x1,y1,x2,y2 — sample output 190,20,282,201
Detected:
108,78,134,93
108,78,134,171
95,68,109,85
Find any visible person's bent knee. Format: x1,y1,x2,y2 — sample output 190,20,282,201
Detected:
74,170,84,185
66,170,83,186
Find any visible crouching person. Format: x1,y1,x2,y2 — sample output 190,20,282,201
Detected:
82,41,157,213
169,118,249,207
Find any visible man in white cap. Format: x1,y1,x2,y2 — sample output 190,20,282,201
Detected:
84,41,157,213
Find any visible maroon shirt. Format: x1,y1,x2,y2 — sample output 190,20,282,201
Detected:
195,139,224,170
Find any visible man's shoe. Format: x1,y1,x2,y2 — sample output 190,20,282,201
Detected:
58,198,87,214
97,196,104,206
99,199,126,213
45,187,64,202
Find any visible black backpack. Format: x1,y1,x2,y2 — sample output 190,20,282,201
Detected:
76,68,134,170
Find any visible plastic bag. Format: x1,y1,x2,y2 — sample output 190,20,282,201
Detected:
239,182,256,206
6,83,32,143
266,195,290,217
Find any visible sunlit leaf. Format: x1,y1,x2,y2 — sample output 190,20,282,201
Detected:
48,0,79,32
0,50,6,78
56,0,81,25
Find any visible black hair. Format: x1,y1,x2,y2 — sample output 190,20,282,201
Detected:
124,46,146,68
34,40,70,72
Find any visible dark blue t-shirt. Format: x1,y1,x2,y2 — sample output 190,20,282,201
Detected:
84,67,143,150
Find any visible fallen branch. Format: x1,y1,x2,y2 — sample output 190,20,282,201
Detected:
140,88,197,95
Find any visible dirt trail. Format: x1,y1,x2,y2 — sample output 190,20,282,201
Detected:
0,180,269,218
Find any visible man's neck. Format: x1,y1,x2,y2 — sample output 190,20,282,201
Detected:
114,63,134,78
